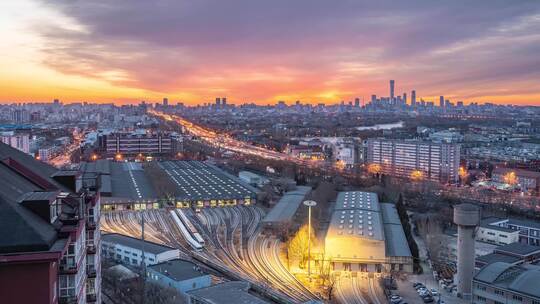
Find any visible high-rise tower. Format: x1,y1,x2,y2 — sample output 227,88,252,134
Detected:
390,80,395,99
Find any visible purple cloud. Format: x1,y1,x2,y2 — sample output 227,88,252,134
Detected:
34,0,540,103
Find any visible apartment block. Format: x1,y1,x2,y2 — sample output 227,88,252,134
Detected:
0,142,101,304
102,132,178,157
365,138,460,183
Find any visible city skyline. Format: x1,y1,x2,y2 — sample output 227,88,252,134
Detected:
1,1,540,105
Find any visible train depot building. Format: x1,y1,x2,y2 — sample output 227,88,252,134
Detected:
324,191,413,274
80,160,258,211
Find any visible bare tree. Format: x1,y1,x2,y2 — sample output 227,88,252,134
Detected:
143,161,177,206
287,224,317,268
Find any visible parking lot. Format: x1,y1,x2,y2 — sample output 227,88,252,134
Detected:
393,276,466,304
389,214,467,304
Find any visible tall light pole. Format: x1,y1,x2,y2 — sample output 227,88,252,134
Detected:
303,200,317,282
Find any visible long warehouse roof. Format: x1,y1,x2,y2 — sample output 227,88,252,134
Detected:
262,186,312,224
326,191,412,257
80,160,258,203
159,161,258,201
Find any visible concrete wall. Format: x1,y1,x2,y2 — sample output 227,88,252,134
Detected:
325,237,386,262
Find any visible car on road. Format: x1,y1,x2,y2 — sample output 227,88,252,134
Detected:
430,288,438,296
423,296,434,303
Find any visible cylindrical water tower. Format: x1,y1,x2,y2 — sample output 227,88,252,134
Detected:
453,203,480,300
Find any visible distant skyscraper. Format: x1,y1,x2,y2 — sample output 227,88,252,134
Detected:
440,96,445,107
403,93,407,104
354,98,360,107
221,97,227,105
411,90,416,106
215,97,221,106
371,95,377,103
390,80,395,99
163,97,168,106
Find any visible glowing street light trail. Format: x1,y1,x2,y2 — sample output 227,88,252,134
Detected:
150,109,318,165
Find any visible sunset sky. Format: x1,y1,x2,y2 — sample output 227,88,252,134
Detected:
1,0,540,105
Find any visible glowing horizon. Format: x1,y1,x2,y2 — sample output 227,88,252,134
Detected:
1,1,540,106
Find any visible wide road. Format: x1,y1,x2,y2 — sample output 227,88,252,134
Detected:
149,109,348,171
49,131,83,168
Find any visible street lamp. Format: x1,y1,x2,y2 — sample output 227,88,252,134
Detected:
303,200,317,282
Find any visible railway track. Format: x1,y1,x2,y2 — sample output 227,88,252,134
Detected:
101,206,319,303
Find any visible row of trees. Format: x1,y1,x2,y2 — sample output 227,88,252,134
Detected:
395,194,423,274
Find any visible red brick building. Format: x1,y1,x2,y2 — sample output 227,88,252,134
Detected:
0,142,101,304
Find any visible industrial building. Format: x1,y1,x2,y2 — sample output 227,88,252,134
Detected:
159,161,258,209
478,218,521,245
80,160,159,211
187,281,270,304
147,259,211,294
101,233,180,266
0,142,102,304
365,138,461,183
324,191,413,273
261,186,312,230
472,262,540,304
80,160,258,211
475,242,540,269
482,217,540,246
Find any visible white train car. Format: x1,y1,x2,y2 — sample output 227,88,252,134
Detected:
176,209,205,245
169,210,203,251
